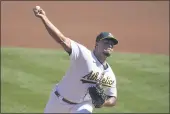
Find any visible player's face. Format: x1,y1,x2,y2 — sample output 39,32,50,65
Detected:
96,39,114,57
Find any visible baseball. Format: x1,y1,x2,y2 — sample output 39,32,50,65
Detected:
35,6,40,10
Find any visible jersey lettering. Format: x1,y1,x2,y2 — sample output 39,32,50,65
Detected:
81,71,114,87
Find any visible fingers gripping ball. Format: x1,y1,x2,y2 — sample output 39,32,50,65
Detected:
33,5,46,17
88,85,107,108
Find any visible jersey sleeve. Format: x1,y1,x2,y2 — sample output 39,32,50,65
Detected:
69,39,89,61
104,76,117,98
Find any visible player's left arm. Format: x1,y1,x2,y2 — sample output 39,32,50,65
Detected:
102,75,117,107
102,96,117,107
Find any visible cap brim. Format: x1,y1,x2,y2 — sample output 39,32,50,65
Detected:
100,37,118,45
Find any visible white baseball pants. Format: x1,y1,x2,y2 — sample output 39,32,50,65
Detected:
44,88,94,113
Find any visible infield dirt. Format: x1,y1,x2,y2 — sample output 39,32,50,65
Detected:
1,1,169,55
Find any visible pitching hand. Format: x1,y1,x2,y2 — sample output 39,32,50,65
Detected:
33,6,46,18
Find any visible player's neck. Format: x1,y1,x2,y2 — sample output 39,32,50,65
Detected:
93,50,107,66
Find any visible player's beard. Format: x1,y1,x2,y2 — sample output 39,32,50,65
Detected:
103,52,111,57
103,49,112,57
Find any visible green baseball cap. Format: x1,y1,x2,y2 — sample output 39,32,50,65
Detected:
96,32,118,45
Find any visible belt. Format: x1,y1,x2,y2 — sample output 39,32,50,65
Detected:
54,90,78,105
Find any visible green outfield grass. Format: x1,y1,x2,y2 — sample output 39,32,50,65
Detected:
1,47,169,113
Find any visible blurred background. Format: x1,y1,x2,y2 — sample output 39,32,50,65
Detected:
1,1,169,55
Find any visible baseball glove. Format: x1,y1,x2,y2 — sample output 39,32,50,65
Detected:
88,84,107,108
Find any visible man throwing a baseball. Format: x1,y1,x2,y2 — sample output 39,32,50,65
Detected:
33,6,118,113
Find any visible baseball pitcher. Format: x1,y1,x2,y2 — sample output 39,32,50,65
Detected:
33,6,118,113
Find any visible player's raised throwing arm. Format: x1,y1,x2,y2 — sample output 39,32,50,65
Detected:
33,6,71,54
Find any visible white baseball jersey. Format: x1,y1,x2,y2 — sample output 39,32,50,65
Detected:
56,39,117,103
